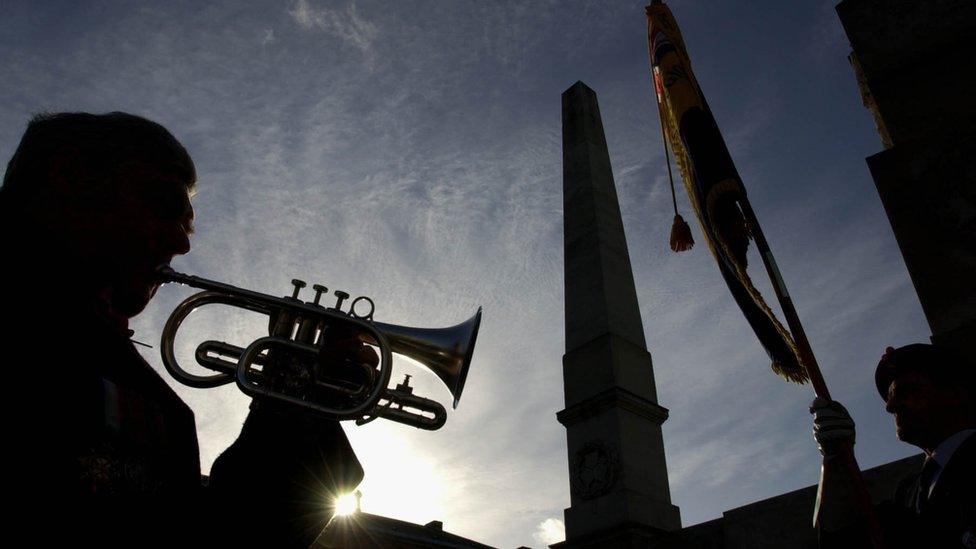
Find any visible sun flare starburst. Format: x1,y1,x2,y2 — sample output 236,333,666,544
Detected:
334,492,358,517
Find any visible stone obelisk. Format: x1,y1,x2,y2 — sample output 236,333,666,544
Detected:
553,82,681,548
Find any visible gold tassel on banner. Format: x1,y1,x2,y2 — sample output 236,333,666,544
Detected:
670,213,694,252
654,63,694,253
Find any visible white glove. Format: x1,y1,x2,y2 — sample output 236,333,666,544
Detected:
810,397,855,457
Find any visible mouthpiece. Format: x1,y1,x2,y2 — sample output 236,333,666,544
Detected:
155,265,196,286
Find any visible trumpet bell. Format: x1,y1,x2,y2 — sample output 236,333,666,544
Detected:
376,307,482,409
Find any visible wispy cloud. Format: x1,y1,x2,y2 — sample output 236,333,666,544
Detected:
288,0,377,53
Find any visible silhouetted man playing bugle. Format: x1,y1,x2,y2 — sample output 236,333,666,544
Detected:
812,344,975,548
0,112,368,547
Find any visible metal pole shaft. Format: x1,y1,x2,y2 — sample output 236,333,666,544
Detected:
737,198,884,548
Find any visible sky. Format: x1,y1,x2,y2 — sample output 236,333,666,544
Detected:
0,1,932,547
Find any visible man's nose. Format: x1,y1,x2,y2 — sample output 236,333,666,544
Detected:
884,397,897,414
166,223,192,256
174,231,191,255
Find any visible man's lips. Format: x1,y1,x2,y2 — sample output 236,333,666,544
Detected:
149,261,172,289
128,262,170,300
152,263,168,282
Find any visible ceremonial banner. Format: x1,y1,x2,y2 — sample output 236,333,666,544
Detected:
646,1,806,383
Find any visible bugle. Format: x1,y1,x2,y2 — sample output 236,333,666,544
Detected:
157,266,481,430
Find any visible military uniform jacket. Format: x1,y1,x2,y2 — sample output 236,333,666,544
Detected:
883,434,976,548
1,229,363,547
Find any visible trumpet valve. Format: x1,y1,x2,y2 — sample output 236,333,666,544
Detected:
395,374,414,395
332,290,350,311
312,284,328,305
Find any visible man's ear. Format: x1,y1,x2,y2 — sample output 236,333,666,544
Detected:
949,387,976,427
47,148,119,208
34,147,115,231
47,146,89,197
938,384,975,420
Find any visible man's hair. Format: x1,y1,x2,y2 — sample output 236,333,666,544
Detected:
1,112,196,204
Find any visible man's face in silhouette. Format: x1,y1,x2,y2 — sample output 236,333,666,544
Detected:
884,370,969,451
97,161,194,317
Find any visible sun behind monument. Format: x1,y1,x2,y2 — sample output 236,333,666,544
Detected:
334,492,358,517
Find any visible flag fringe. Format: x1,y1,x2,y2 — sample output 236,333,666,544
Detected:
772,360,810,384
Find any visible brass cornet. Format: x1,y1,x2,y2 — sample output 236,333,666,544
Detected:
157,266,481,430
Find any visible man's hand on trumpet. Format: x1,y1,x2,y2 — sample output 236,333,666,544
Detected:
313,326,381,409
253,323,381,415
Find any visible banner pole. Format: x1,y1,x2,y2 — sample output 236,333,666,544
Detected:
737,197,885,548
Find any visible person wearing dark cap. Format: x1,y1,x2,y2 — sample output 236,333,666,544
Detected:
811,343,975,548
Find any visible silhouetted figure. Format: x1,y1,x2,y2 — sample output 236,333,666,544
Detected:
811,344,975,548
0,112,367,547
